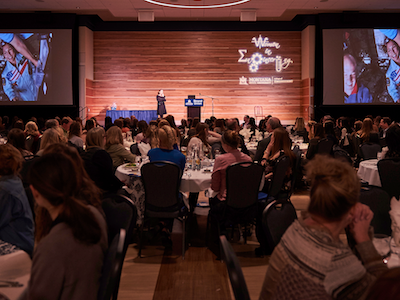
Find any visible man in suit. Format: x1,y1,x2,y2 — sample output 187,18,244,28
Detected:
380,117,392,138
253,117,282,162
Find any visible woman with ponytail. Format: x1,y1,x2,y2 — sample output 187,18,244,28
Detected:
27,152,107,300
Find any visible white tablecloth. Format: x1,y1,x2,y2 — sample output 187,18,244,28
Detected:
358,159,381,187
0,250,31,300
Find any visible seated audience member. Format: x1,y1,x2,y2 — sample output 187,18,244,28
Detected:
306,123,325,160
105,126,136,168
225,118,250,156
60,116,72,139
254,117,281,162
209,130,252,205
135,120,148,143
104,116,113,132
0,144,34,255
165,115,182,147
114,118,123,129
27,152,107,299
44,118,59,130
385,123,400,158
122,118,131,133
82,119,95,144
213,119,226,134
291,117,309,143
324,120,339,145
36,128,63,156
80,127,123,195
148,125,186,170
68,121,84,151
379,117,391,138
24,121,41,154
259,155,387,300
7,128,33,158
356,117,379,144
261,127,295,182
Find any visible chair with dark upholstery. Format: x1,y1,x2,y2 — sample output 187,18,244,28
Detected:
224,161,265,243
266,155,291,200
98,229,126,300
316,138,334,156
359,186,391,236
378,157,400,199
130,143,140,155
101,194,137,300
261,199,297,251
333,146,353,166
359,142,381,160
220,235,251,300
140,161,188,259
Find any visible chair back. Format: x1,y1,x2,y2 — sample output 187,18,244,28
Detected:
98,229,126,300
226,162,264,209
220,235,251,300
316,138,334,155
378,158,400,199
101,194,137,251
360,143,381,160
333,146,353,166
268,155,291,199
359,186,391,235
290,146,302,195
141,161,182,208
262,199,297,249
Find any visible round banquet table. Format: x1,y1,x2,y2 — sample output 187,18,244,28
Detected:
115,163,212,221
0,248,31,300
357,159,381,187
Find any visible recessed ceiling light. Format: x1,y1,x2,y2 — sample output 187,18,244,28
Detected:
314,6,318,9
143,0,250,9
76,6,80,9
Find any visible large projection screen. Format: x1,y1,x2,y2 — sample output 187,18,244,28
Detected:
323,28,400,105
0,29,73,105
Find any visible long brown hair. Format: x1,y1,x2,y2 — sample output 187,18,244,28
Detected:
195,123,210,147
270,127,295,163
29,152,102,244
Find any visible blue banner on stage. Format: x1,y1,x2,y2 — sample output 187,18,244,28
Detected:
185,99,204,107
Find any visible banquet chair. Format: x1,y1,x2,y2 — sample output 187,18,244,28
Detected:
219,235,251,300
265,155,291,201
224,161,265,243
130,143,140,155
378,157,400,199
316,138,334,156
98,228,126,300
261,199,297,251
359,142,381,160
290,145,302,195
140,161,188,259
101,193,137,300
359,186,391,236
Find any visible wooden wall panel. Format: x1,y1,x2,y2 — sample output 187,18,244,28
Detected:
89,31,302,124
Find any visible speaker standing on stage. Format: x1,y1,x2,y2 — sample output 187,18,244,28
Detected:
157,89,167,118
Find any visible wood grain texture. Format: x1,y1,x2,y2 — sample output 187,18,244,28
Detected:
88,31,302,124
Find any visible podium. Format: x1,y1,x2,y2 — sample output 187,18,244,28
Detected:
185,95,203,120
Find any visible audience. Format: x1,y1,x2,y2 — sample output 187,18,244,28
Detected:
81,127,123,195
105,126,136,168
259,155,387,300
0,144,34,255
27,152,107,299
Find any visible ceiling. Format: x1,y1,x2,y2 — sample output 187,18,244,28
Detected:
0,0,400,22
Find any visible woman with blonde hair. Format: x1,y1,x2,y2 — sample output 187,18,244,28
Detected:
292,117,309,142
25,121,41,154
36,128,63,156
105,125,136,168
259,155,387,300
147,125,186,170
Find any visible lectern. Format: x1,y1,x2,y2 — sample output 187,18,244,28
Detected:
185,95,203,120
